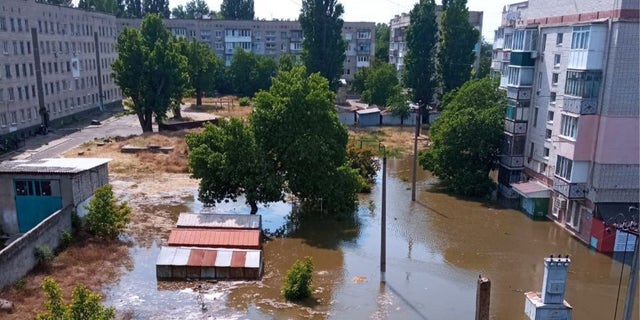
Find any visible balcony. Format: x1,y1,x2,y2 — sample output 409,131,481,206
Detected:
493,38,504,50
504,119,528,135
499,75,509,88
501,51,511,62
491,60,502,71
563,96,597,115
506,87,532,100
553,177,587,199
568,50,604,70
510,51,535,67
501,155,525,169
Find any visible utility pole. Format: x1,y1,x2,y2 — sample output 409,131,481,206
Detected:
411,101,421,201
380,148,387,282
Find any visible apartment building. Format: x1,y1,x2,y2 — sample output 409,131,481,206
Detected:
388,7,484,76
0,0,122,140
116,18,375,81
492,0,639,252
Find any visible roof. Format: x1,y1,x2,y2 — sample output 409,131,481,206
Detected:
176,213,262,229
511,180,550,198
356,107,381,115
156,246,261,269
0,158,111,174
167,228,261,249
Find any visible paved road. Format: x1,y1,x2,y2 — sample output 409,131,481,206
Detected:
2,113,142,161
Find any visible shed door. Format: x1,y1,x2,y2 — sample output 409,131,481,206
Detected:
15,179,62,233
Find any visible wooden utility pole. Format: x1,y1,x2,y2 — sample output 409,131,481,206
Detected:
476,276,491,320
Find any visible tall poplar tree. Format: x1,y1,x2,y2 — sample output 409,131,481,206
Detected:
438,0,480,94
220,0,254,20
299,0,347,90
374,23,390,63
403,0,438,106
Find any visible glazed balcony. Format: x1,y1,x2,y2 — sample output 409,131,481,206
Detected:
553,178,587,199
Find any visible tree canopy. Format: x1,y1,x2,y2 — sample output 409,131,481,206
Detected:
36,0,73,6
112,14,188,132
228,48,277,97
375,23,390,63
78,0,123,16
252,66,362,216
419,78,506,196
220,0,254,20
476,40,492,79
177,39,223,106
36,278,115,320
403,0,438,105
172,0,212,19
300,0,347,90
438,0,479,93
361,62,398,107
186,119,283,214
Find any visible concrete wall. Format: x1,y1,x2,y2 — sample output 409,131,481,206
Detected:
70,164,109,207
0,206,72,290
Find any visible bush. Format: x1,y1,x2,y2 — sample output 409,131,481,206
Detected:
238,97,251,106
35,245,54,267
282,256,314,301
36,277,115,320
59,230,73,249
85,184,132,239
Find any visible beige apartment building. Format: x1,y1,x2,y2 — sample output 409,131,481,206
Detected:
0,0,122,141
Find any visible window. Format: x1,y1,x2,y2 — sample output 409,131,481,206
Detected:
565,70,601,98
543,147,550,158
556,33,563,45
547,110,554,123
541,34,547,51
533,107,539,127
554,54,561,66
512,29,538,51
545,129,552,140
552,73,559,86
507,66,534,86
566,203,582,230
4,64,11,78
571,26,590,49
505,102,529,121
560,114,578,139
550,92,557,103
539,163,547,174
555,155,573,180
14,180,60,197
8,88,14,101
0,17,6,32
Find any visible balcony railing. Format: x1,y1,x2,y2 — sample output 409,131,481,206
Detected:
553,177,587,199
563,96,598,115
504,119,528,135
501,155,525,169
506,87,532,100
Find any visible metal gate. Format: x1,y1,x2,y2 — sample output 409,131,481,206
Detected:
14,179,62,233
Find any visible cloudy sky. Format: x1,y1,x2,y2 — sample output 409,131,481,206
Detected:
168,0,513,41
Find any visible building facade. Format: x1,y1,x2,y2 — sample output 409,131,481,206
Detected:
492,0,639,252
388,7,484,76
0,0,122,141
116,18,375,80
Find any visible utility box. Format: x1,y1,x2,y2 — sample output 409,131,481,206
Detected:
524,256,573,320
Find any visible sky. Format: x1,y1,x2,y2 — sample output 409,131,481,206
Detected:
167,0,514,42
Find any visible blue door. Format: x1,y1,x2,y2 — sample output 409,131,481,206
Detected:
15,179,62,232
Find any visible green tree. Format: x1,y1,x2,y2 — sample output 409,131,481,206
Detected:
185,0,210,18
404,0,438,105
78,0,122,15
277,54,297,72
346,143,379,192
361,63,398,106
85,184,132,239
228,49,276,97
419,78,505,197
386,87,412,124
438,0,480,94
186,120,283,214
350,66,369,94
282,256,314,301
476,40,492,79
252,66,361,216
375,23,390,63
171,5,188,18
124,0,143,17
112,14,188,132
36,278,115,320
299,0,347,90
220,0,254,20
178,39,223,106
144,0,170,18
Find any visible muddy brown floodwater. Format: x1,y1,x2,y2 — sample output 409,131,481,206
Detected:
104,156,638,319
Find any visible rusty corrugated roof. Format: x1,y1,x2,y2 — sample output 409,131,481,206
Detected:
167,228,261,249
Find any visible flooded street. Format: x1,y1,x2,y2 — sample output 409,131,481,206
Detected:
105,156,638,319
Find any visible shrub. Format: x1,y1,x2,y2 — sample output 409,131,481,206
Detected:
34,245,54,268
59,230,73,249
238,97,251,106
13,278,26,290
282,256,314,301
85,184,132,239
36,277,115,320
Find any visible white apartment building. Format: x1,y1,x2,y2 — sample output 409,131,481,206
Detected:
493,0,639,252
0,0,122,140
389,7,484,76
116,18,375,81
